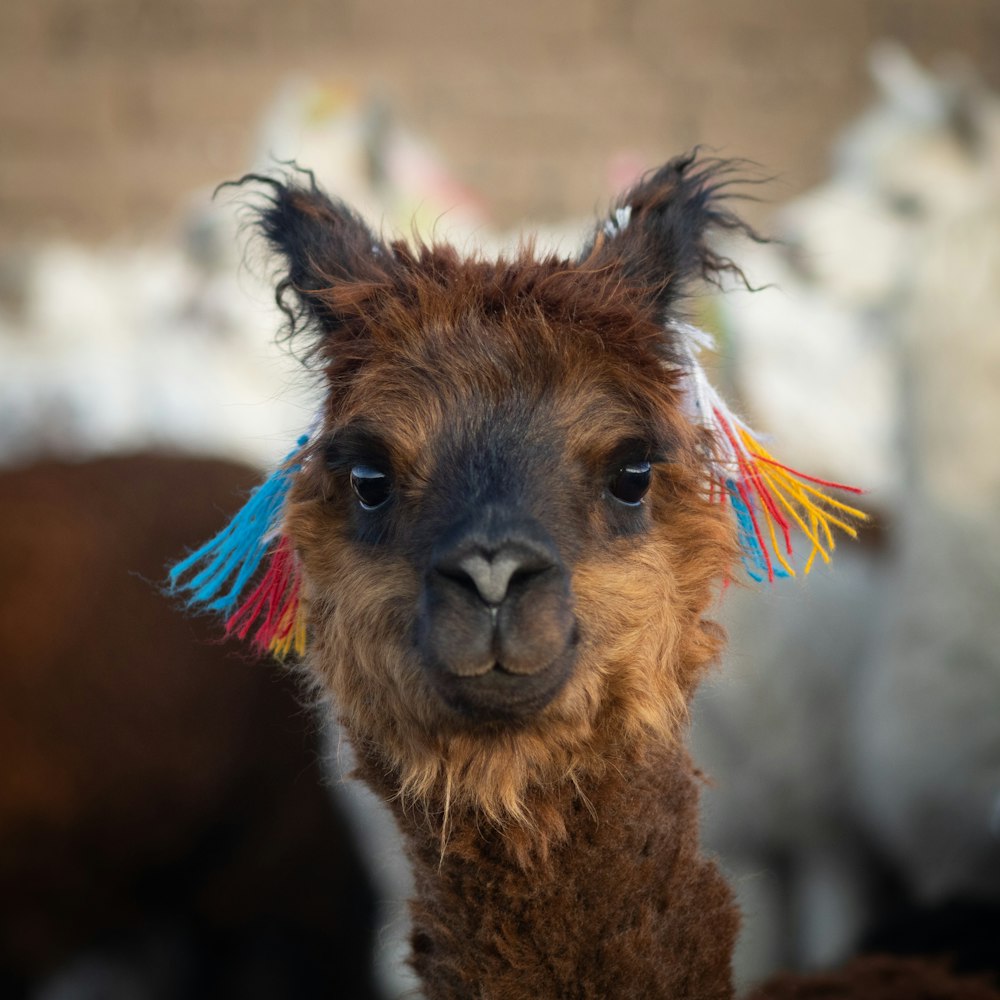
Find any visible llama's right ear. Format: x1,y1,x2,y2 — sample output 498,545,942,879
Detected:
244,174,390,343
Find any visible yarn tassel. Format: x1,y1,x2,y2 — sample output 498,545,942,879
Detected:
225,537,306,658
718,410,865,581
168,434,309,657
674,322,867,581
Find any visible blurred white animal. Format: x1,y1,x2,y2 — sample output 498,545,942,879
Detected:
0,240,312,467
849,194,1000,904
694,42,1000,987
0,83,492,471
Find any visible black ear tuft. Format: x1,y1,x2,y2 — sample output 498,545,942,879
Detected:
582,152,765,316
226,170,389,344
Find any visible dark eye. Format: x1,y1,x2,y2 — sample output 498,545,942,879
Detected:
350,464,391,510
609,460,652,506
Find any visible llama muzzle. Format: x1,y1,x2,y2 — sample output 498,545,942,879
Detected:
416,509,577,722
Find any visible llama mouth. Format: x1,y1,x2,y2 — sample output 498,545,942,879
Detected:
427,650,575,725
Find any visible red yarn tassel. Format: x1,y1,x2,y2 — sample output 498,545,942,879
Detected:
225,537,304,657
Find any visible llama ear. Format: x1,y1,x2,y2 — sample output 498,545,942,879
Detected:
582,153,755,315
243,173,390,342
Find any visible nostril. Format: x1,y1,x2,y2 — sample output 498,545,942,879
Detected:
435,562,486,602
434,546,554,607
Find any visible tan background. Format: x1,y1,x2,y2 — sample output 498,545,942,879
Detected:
3,0,999,244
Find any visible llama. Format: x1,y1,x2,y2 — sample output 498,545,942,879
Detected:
169,155,1000,999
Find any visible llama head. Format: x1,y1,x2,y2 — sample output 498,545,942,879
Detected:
172,155,864,848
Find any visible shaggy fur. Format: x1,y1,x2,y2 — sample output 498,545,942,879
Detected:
359,741,738,999
285,276,735,850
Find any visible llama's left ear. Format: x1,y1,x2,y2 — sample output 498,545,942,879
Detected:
581,153,754,316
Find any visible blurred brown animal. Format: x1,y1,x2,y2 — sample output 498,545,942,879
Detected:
0,454,377,999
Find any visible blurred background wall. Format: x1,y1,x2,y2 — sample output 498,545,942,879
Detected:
3,0,999,243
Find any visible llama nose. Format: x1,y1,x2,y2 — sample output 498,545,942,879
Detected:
419,523,576,718
435,543,554,607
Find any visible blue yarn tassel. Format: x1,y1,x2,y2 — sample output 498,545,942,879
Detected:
169,435,309,612
726,479,789,583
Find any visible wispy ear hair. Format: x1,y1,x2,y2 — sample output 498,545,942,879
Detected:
223,169,392,354
582,151,768,314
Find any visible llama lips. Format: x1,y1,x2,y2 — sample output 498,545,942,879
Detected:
425,649,576,725
417,581,579,723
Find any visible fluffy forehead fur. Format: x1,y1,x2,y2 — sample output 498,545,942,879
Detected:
256,156,749,854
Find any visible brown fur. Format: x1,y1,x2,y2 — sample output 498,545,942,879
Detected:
244,158,747,996
358,740,738,999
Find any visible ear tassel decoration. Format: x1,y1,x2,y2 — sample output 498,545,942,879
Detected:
168,435,309,657
674,322,867,582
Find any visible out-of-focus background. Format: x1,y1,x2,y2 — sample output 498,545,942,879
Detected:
2,1,999,998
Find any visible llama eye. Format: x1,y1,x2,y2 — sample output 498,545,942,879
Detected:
350,465,391,510
609,461,652,506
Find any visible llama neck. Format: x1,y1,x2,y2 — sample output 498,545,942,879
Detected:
358,740,738,1000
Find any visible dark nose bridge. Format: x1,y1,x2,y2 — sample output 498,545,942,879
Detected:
431,503,561,607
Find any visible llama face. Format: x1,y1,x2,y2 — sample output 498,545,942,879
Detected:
293,307,690,723
276,240,735,831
